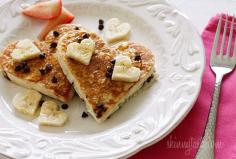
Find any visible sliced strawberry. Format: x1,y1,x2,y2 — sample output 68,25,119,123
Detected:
22,0,62,20
38,7,75,40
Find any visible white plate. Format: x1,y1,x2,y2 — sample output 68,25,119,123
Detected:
0,0,205,158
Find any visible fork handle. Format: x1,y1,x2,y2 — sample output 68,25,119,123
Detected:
195,74,223,159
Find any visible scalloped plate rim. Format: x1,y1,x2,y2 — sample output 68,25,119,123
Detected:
0,0,205,158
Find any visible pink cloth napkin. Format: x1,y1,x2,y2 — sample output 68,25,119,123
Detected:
131,14,236,159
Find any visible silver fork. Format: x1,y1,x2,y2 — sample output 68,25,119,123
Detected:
195,14,236,159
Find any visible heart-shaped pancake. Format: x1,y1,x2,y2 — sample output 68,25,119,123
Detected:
0,40,74,102
56,30,155,122
0,24,82,102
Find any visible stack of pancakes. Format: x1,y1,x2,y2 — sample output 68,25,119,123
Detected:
0,24,156,122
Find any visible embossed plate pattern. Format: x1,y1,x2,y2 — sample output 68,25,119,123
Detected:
0,0,205,158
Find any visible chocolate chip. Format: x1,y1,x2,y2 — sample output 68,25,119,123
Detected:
51,76,58,83
96,103,106,110
39,100,44,106
134,55,141,61
61,104,69,109
98,24,104,30
75,26,80,30
53,31,60,37
50,42,57,48
82,33,90,39
96,112,102,118
39,69,46,75
39,53,46,60
106,67,114,78
106,72,112,78
108,67,114,73
23,65,30,73
99,19,104,24
15,64,22,72
45,64,53,72
21,61,27,68
95,103,107,118
111,59,116,65
96,103,105,110
147,75,154,83
15,61,30,73
77,38,83,43
96,103,103,108
82,112,88,118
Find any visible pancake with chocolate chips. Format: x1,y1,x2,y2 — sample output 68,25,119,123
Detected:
0,24,86,102
44,24,86,45
0,40,74,102
56,30,156,122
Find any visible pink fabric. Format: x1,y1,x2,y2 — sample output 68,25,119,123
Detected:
131,14,236,159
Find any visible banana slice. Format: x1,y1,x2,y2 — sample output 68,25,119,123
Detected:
105,18,131,43
11,39,41,62
13,89,42,116
66,39,95,65
112,55,141,82
38,101,68,127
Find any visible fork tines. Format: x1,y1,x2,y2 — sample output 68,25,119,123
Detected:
211,14,236,66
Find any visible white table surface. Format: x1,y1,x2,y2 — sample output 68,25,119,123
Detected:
1,0,235,33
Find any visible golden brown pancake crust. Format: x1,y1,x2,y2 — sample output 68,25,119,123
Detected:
57,30,155,118
0,41,74,102
45,24,85,44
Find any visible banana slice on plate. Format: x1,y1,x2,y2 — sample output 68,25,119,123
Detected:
11,39,41,62
13,89,42,116
112,55,141,82
38,101,68,127
105,18,131,43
